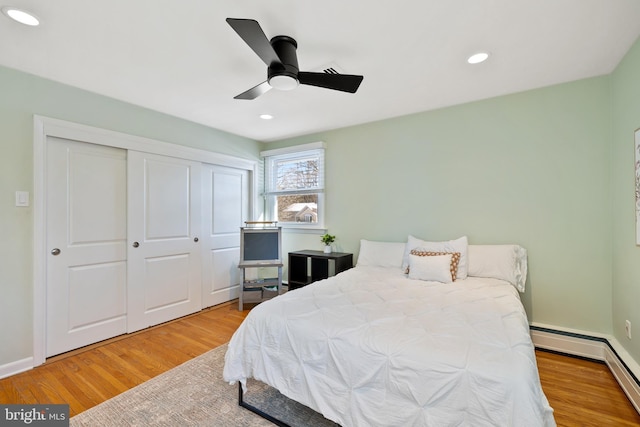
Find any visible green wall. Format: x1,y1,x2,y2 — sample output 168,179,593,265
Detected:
0,65,261,367
612,38,640,358
271,76,614,335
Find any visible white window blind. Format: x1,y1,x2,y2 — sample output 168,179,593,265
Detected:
261,142,325,228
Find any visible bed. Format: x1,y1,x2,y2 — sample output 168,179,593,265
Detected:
223,236,555,426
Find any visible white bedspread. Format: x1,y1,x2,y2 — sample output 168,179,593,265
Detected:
223,266,555,427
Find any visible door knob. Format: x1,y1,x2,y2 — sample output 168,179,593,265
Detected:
194,237,199,242
132,242,139,248
51,248,61,256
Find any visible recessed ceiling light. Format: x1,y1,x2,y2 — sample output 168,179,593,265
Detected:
260,114,274,120
2,6,40,26
467,52,489,64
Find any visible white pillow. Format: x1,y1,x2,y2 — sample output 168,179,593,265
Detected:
467,244,528,292
408,253,453,283
356,240,406,269
402,235,469,279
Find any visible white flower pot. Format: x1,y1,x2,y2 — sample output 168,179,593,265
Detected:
323,245,332,254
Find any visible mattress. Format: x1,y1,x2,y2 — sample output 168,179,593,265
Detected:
223,265,555,426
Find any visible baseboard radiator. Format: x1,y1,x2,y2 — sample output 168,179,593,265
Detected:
530,324,640,414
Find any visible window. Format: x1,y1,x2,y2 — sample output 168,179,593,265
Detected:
261,142,325,229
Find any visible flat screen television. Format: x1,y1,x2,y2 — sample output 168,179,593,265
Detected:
239,227,282,266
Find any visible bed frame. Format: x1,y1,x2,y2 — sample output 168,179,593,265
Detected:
238,383,291,427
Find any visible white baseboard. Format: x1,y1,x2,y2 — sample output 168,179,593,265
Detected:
0,356,34,380
530,323,640,414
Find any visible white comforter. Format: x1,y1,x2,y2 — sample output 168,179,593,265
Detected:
223,266,555,427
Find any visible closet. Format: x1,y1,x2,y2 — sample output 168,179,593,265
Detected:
37,117,254,359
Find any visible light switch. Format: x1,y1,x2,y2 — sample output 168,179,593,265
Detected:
15,191,29,207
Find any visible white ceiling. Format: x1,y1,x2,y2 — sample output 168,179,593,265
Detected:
1,1,640,142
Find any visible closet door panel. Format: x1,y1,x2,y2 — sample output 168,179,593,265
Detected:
211,247,239,291
127,151,202,332
202,164,249,307
46,137,127,357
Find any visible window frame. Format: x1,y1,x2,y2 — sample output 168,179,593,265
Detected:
261,142,326,231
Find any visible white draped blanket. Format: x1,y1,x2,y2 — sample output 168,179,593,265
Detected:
224,266,555,427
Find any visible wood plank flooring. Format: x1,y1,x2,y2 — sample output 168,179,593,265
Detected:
536,349,640,426
1,301,639,426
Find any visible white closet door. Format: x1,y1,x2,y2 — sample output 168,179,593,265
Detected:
127,151,202,332
201,164,249,307
46,138,127,357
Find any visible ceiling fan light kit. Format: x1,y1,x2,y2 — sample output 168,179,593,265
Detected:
269,75,298,91
226,18,364,100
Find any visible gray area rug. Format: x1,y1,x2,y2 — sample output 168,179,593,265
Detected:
70,344,339,426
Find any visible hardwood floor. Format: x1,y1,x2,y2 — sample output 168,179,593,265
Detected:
536,349,640,426
0,302,249,417
1,301,639,426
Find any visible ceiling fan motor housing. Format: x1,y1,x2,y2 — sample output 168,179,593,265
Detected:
268,35,299,89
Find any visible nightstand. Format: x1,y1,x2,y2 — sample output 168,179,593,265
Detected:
287,250,353,290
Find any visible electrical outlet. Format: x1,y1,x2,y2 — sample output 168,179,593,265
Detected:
625,320,632,340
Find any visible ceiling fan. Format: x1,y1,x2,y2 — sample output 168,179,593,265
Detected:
226,18,364,100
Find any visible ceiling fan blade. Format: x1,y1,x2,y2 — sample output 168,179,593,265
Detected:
226,18,282,67
234,81,272,100
298,72,364,93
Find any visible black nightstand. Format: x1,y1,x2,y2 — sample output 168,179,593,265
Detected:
288,250,353,290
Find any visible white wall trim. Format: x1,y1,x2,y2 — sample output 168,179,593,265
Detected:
34,115,258,170
32,115,258,368
0,357,33,380
530,323,640,414
32,117,47,368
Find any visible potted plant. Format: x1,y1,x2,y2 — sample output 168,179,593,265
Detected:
321,233,335,253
